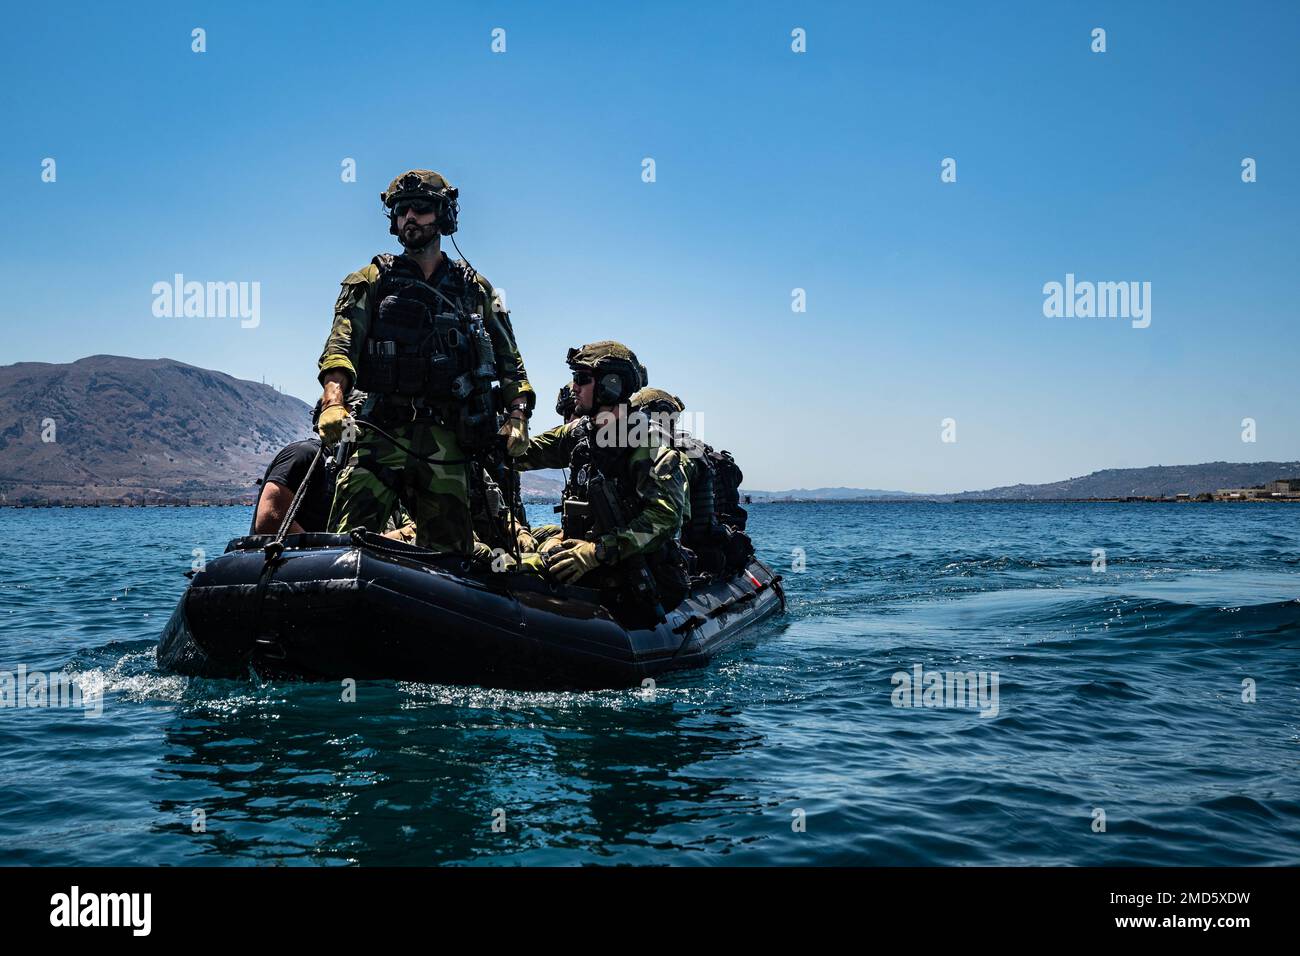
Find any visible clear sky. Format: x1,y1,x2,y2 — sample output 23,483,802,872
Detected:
3,1,1297,493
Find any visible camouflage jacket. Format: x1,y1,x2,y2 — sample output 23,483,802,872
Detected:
517,416,687,561
317,253,534,410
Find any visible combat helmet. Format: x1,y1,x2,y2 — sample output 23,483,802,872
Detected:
629,387,684,420
381,169,459,236
566,341,648,407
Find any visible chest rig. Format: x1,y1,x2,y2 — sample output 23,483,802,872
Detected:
561,419,611,540
560,414,672,541
355,254,499,447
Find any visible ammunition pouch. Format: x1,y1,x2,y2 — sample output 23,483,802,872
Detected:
721,525,754,571
353,260,500,451
647,540,690,610
682,523,729,577
358,306,475,400
561,498,594,541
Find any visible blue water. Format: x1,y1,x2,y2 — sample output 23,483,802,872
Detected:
1,502,1297,865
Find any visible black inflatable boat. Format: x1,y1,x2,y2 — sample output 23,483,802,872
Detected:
158,531,784,689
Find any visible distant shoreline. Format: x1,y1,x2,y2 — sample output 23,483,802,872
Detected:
5,497,1297,509
750,496,1300,504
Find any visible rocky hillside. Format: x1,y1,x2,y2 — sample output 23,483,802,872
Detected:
0,356,565,504
0,356,315,503
949,462,1300,500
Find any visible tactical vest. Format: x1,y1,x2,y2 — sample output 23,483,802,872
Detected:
559,414,689,607
560,414,674,543
354,254,499,445
560,418,612,541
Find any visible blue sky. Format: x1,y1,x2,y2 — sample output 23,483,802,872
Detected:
3,1,1297,492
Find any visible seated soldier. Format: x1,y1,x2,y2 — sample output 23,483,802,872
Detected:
628,388,753,576
254,400,416,541
253,435,334,534
513,341,690,612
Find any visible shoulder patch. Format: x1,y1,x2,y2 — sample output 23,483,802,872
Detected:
473,273,508,314
651,445,682,479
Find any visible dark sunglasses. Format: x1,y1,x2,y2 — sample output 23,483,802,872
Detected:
393,199,437,218
572,370,595,386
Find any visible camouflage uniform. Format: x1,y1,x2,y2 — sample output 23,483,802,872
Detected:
629,386,752,575
628,387,702,527
516,413,688,582
319,171,533,554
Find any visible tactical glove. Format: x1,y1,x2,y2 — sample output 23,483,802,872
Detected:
516,528,540,553
548,539,601,584
537,534,567,557
517,552,547,574
317,403,351,444
485,549,546,575
499,415,529,457
489,550,518,573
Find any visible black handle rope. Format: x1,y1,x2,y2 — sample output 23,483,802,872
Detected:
250,443,326,655
260,443,325,567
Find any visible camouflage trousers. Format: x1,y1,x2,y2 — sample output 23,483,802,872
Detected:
329,421,481,555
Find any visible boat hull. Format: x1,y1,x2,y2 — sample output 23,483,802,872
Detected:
158,532,784,689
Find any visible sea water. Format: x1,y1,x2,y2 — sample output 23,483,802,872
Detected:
0,502,1297,865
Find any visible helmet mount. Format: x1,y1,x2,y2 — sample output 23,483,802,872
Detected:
381,170,460,247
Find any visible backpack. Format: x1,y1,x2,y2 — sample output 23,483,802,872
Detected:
709,448,747,531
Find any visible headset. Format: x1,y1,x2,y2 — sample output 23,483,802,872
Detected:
566,346,648,409
596,372,628,407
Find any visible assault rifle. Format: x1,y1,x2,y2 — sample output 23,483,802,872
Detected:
462,311,526,558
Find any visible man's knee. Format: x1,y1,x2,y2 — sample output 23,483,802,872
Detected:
330,465,397,532
411,489,473,552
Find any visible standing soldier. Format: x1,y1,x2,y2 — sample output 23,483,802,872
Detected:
316,169,534,556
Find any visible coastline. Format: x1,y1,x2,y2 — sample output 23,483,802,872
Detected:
5,496,1298,509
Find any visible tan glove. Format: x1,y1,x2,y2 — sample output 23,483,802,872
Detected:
516,528,539,553
518,552,547,574
499,414,529,457
482,548,546,575
317,403,350,443
548,539,601,585
489,550,518,573
537,534,567,557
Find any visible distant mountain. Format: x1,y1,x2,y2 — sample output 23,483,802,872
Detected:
744,462,1300,503
519,470,565,502
744,485,918,501
948,462,1300,500
0,356,563,504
